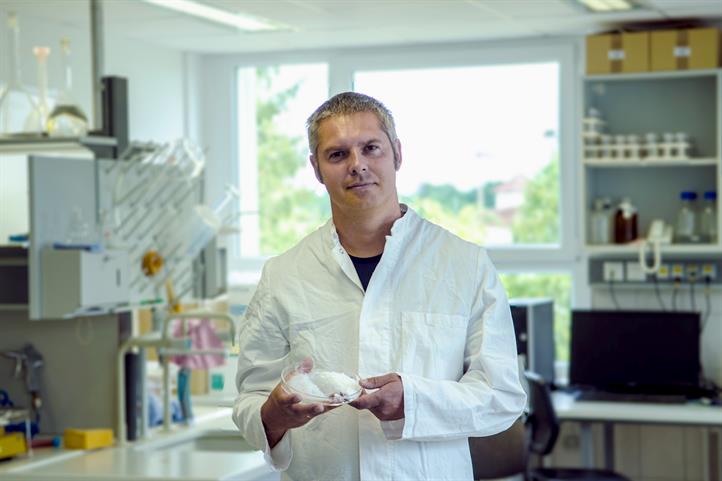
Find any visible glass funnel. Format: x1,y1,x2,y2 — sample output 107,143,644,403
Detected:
47,38,88,137
0,12,40,136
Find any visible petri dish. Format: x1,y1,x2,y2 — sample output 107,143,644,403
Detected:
281,363,362,406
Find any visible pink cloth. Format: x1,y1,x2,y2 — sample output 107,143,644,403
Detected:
171,318,225,369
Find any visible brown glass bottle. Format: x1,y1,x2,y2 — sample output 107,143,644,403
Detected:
614,199,638,244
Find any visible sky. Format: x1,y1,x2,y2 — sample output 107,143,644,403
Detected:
248,61,559,197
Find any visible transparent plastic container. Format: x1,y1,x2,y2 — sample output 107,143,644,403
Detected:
281,362,362,406
675,191,699,244
699,191,717,244
589,197,612,244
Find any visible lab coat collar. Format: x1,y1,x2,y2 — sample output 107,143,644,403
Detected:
324,203,414,251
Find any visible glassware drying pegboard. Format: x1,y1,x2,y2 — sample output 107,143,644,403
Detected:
97,140,239,306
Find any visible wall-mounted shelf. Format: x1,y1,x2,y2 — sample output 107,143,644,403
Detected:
584,158,717,168
585,243,722,257
584,68,722,82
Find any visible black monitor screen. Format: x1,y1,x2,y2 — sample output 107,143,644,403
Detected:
569,310,700,393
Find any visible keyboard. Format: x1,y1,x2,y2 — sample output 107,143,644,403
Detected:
574,390,688,404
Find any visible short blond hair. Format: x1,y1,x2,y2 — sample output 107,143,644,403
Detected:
306,92,399,164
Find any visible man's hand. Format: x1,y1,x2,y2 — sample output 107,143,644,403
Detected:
350,373,404,421
260,382,332,448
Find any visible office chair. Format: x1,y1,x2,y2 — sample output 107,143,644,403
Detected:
469,416,527,480
524,371,631,481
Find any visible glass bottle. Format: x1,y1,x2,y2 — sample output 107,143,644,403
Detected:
614,198,638,244
0,12,40,136
589,197,612,244
674,191,698,244
23,46,51,134
699,191,717,244
47,38,89,137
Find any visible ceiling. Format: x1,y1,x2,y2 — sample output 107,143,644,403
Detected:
2,0,722,53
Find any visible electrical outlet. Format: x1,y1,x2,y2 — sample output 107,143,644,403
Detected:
686,264,699,282
701,263,717,280
657,264,670,280
603,262,625,282
671,263,685,280
625,261,646,282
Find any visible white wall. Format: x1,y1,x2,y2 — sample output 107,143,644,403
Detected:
104,32,185,143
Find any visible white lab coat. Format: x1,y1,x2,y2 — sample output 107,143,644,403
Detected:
233,206,526,481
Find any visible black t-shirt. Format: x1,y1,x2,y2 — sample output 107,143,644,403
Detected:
349,253,382,291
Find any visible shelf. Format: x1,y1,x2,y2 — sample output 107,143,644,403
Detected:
584,69,721,82
583,158,718,168
585,244,722,257
0,135,116,155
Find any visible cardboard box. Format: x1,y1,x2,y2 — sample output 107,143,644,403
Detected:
651,28,720,71
586,32,650,75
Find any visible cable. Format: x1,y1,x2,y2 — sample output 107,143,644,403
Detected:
689,278,696,312
609,279,620,310
701,276,712,332
671,278,681,311
653,276,667,311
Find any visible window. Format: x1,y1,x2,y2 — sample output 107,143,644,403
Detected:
236,63,328,258
354,63,560,247
230,45,580,358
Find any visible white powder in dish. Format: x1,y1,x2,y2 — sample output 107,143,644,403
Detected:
310,371,360,397
287,373,325,398
286,370,360,401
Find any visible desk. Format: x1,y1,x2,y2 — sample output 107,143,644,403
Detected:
553,392,722,481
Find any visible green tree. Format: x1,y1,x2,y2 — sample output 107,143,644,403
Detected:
256,67,328,255
505,155,571,362
511,155,559,243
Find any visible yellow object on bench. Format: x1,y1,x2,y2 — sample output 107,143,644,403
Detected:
0,432,27,459
64,428,114,450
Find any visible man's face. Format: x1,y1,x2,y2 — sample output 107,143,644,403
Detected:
311,111,402,214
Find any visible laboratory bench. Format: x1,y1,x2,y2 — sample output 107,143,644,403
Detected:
0,405,278,481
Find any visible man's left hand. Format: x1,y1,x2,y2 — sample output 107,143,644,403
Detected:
350,373,404,421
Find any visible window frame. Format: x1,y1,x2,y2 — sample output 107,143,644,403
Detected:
224,39,581,279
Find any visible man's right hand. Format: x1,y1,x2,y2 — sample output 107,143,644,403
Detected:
260,382,331,448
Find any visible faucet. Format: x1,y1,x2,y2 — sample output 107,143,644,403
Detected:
159,312,236,430
1,344,44,417
116,333,189,446
116,311,236,445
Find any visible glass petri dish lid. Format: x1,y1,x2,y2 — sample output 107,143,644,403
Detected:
281,363,362,406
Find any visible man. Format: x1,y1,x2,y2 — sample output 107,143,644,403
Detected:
233,92,526,481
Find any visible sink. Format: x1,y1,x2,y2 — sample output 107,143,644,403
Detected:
139,430,256,453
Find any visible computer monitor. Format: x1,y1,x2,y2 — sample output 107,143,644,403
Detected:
569,310,700,394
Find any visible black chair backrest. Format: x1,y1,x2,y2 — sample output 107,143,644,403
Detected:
524,371,560,456
469,417,527,480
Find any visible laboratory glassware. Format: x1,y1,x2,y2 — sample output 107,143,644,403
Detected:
0,13,40,136
674,191,698,244
614,198,638,244
47,38,89,137
24,46,51,134
699,191,717,244
589,197,612,244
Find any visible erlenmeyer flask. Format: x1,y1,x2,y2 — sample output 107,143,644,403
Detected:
24,46,51,134
0,12,40,136
47,38,88,137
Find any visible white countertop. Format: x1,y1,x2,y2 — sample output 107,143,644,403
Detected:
0,406,278,481
553,391,722,426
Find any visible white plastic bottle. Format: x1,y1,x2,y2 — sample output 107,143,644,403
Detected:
589,198,612,244
699,191,717,244
674,191,698,244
